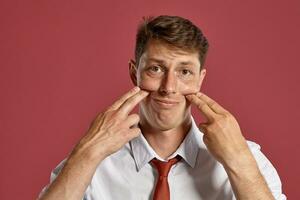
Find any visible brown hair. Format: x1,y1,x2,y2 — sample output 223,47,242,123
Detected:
134,15,209,69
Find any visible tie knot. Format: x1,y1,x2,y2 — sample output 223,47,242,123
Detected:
150,155,181,177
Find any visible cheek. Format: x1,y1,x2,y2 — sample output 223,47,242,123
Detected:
137,74,160,92
178,80,200,96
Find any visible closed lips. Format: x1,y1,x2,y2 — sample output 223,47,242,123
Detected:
153,98,179,104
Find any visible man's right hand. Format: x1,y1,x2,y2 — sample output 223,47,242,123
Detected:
72,86,149,163
39,87,148,200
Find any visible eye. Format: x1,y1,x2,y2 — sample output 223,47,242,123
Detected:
181,69,193,76
148,65,163,73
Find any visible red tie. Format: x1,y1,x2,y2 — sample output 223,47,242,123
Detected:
150,156,181,200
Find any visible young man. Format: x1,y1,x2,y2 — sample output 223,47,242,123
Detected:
39,15,286,200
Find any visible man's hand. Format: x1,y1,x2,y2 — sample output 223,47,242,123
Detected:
73,86,149,162
186,92,253,168
39,87,149,200
186,92,274,200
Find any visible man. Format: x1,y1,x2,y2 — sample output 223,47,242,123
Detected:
39,15,286,200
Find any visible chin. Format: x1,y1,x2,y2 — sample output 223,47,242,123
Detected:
152,120,179,131
148,113,188,131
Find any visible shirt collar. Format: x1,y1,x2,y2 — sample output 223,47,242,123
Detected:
130,116,203,172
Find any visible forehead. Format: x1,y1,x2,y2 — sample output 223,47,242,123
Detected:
139,39,200,68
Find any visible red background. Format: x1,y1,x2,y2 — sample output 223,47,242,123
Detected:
1,0,299,199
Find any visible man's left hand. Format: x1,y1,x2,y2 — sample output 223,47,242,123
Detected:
186,92,256,170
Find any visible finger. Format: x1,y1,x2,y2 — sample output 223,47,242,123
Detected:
196,92,228,114
118,90,149,116
124,114,140,128
186,94,217,122
108,87,141,111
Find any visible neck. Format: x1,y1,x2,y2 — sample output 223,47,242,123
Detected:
139,115,192,160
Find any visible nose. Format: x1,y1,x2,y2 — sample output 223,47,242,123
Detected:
159,71,177,95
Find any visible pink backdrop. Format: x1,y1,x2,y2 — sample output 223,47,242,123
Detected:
1,0,299,199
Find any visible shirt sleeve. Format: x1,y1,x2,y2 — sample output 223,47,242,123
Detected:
247,141,287,200
38,159,88,200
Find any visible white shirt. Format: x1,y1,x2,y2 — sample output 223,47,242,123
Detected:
41,117,286,200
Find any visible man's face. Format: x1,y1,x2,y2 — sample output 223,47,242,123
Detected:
130,39,206,131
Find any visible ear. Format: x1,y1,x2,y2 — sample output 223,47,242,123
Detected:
129,59,137,86
198,68,207,90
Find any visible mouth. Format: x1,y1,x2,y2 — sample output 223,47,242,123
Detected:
152,98,179,108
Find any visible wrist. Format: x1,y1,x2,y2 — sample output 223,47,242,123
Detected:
69,143,107,167
223,152,260,178
223,153,274,200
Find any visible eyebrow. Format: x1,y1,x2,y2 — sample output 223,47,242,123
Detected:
147,58,195,66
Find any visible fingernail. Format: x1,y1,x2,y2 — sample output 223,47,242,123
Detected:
139,90,148,95
197,92,203,96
